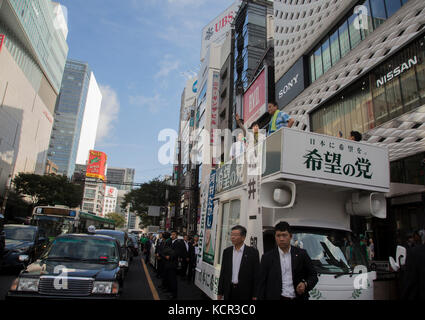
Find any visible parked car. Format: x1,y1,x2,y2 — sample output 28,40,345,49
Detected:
94,230,133,268
7,233,127,300
2,225,49,270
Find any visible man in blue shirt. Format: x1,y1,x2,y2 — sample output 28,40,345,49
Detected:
267,101,294,135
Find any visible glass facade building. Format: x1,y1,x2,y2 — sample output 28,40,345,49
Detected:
1,0,68,93
311,32,425,139
308,0,408,84
47,60,91,178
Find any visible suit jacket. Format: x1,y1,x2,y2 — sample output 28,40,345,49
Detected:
402,244,425,300
218,245,260,300
258,246,318,300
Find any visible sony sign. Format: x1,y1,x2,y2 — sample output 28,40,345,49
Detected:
376,56,418,88
276,57,306,109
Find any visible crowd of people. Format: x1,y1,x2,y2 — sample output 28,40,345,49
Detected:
139,231,200,300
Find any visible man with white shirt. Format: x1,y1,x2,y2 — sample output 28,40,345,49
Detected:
217,225,260,300
258,222,318,300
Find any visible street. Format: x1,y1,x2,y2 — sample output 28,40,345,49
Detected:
0,253,207,301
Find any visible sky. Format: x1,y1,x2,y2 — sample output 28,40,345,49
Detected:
61,0,236,184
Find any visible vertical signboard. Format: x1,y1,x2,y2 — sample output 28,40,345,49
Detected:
210,71,220,146
0,34,5,52
203,170,217,265
275,56,306,109
86,150,107,180
243,68,267,129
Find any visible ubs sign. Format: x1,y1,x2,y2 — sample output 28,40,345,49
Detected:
276,57,306,109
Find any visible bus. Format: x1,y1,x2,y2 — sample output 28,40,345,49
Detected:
31,206,115,241
195,127,390,300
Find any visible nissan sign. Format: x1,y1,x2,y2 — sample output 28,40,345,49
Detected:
276,57,306,109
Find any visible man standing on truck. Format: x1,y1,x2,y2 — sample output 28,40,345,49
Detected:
217,225,260,300
258,222,318,300
267,101,294,135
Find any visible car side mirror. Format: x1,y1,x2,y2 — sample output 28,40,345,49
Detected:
119,261,129,268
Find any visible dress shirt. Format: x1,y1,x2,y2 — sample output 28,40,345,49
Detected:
232,244,245,284
278,247,296,298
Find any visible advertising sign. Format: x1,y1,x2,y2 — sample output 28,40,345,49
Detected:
275,56,306,109
200,1,241,61
203,170,217,265
86,150,107,180
243,68,267,129
148,206,161,217
216,160,244,194
280,128,390,192
105,186,118,198
210,71,220,146
0,34,5,52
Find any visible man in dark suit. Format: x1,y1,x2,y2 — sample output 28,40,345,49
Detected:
188,235,199,283
258,221,318,300
217,225,260,300
401,243,425,299
180,234,192,280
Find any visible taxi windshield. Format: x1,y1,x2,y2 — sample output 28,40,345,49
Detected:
43,237,119,262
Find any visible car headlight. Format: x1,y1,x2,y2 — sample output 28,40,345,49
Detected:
92,281,119,295
17,278,39,292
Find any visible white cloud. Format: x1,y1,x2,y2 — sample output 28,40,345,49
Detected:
96,85,120,143
129,93,166,114
154,54,181,80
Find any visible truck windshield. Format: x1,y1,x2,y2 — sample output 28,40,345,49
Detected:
291,228,368,274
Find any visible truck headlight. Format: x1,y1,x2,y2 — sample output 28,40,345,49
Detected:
92,281,119,294
17,278,39,292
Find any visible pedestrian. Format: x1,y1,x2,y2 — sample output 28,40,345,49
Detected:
161,230,182,300
188,235,199,283
145,234,152,264
258,221,318,300
180,234,192,280
401,242,425,299
217,225,260,300
368,238,375,261
349,130,362,141
156,232,166,279
267,101,294,136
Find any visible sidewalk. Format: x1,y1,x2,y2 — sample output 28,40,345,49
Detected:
142,254,208,301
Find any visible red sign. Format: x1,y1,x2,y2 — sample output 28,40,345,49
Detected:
86,150,107,181
243,69,267,129
0,34,5,52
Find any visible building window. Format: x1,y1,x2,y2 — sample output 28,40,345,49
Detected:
311,34,425,137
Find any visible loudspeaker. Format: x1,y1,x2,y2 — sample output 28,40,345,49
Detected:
260,180,296,209
345,192,386,219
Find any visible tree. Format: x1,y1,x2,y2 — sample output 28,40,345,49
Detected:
106,212,126,229
121,177,178,227
13,173,83,209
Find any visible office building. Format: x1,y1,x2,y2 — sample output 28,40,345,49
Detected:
0,0,69,193
273,0,425,258
106,167,135,191
47,59,102,178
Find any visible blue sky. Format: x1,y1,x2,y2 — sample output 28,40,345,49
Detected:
62,0,235,183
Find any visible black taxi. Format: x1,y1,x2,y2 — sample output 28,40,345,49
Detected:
7,233,128,299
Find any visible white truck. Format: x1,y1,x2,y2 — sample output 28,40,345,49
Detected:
195,127,390,300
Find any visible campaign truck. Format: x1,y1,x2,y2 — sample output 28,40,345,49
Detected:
195,127,390,300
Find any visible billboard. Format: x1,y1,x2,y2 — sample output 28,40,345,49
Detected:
200,0,241,61
243,68,267,129
86,150,107,180
105,186,118,198
275,56,306,109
